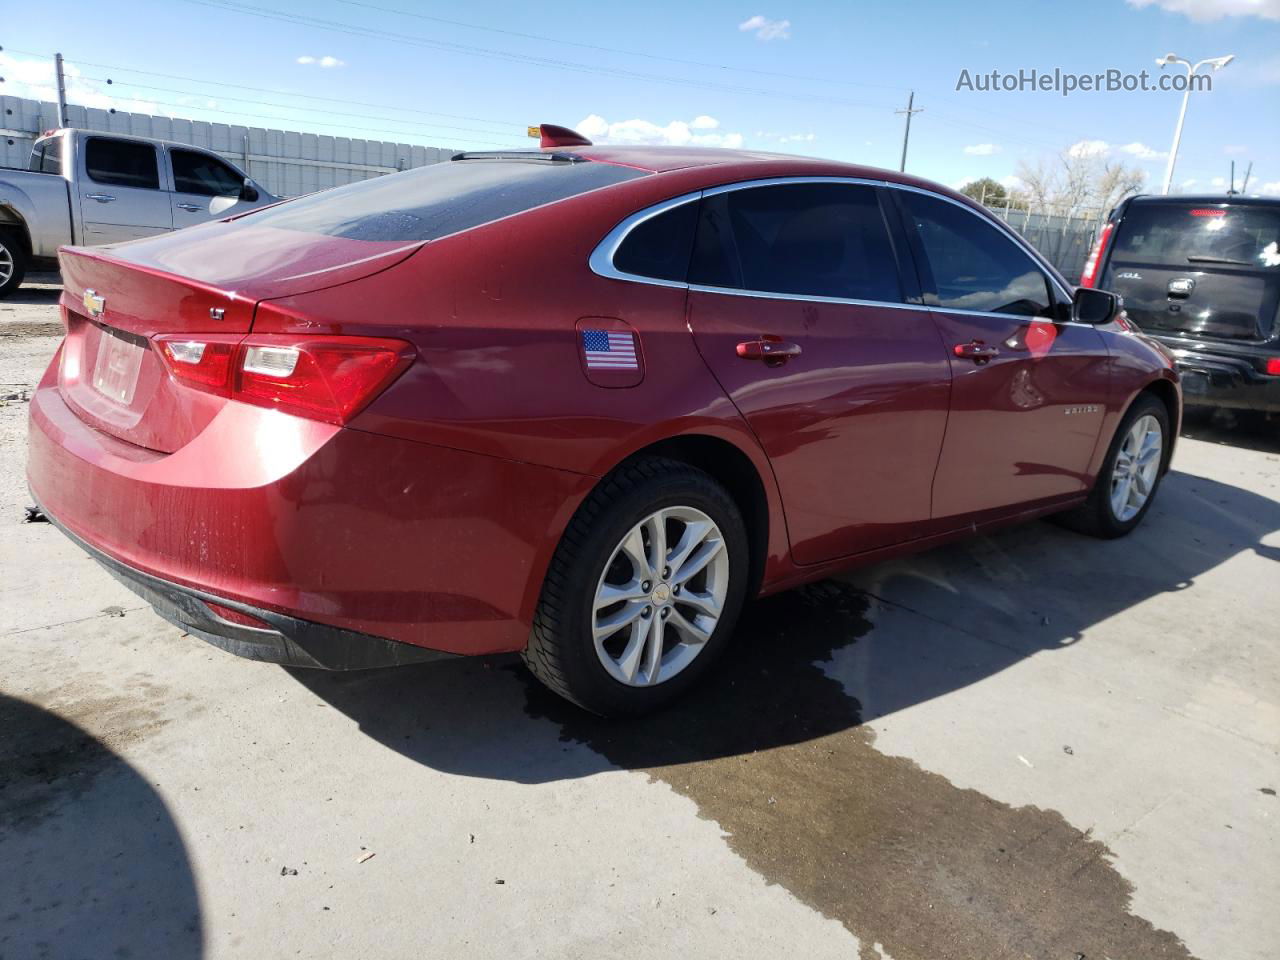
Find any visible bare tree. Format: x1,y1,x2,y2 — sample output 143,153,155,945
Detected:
1011,145,1145,216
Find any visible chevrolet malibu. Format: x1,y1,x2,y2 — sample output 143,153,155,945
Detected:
27,125,1181,716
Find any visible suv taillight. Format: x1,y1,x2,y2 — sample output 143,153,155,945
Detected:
1080,222,1114,288
154,334,414,424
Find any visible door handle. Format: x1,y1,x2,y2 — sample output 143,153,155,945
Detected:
175,202,202,212
737,336,801,365
85,193,116,203
953,340,1000,363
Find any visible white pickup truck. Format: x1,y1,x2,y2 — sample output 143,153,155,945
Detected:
0,128,277,297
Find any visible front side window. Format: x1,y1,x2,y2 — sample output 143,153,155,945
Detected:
902,192,1053,317
689,182,903,303
85,138,160,190
171,149,244,197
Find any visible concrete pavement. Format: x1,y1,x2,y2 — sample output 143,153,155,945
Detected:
2,278,1277,959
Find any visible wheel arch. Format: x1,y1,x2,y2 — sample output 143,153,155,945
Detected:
614,433,773,598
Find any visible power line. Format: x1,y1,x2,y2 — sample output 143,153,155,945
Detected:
3,47,524,128
76,74,528,143
176,0,892,111
332,0,909,94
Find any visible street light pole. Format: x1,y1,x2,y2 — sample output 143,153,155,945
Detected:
1157,52,1234,195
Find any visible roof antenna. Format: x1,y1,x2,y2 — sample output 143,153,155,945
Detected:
537,124,593,149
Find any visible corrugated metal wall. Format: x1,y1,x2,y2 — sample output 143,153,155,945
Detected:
1,95,457,197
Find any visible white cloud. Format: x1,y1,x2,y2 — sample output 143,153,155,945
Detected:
1067,139,1111,158
963,143,1000,156
1181,178,1199,188
297,55,345,67
1210,176,1227,187
1223,144,1249,155
1118,141,1167,160
757,130,816,144
1000,175,1025,191
1127,0,1279,20
0,51,158,116
1258,181,1280,196
578,114,745,149
738,14,792,40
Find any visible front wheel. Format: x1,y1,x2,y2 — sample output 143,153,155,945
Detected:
523,457,749,716
1057,393,1170,538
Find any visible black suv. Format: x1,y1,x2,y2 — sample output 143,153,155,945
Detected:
1083,195,1280,414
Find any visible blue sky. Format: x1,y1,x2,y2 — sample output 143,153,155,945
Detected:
3,0,1278,195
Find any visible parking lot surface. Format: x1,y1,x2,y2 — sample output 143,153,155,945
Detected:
2,278,1277,960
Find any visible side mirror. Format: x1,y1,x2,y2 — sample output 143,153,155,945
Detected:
1072,286,1120,325
239,179,259,202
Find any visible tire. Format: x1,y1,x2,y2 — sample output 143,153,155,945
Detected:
1056,393,1170,538
524,456,750,717
0,230,27,299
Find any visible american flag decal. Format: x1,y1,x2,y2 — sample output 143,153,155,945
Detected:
581,329,638,370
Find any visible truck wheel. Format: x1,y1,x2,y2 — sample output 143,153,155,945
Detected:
523,457,749,717
0,231,27,299
1056,393,1170,539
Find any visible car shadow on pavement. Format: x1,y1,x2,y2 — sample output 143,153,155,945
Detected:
290,467,1279,781
0,285,63,307
1181,406,1280,454
0,694,203,959
288,468,1277,960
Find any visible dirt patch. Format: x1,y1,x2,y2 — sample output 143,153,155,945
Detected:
0,321,64,338
522,581,1195,960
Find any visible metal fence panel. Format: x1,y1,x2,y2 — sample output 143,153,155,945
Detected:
0,95,457,197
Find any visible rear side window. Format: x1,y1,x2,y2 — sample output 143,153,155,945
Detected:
242,158,646,242
29,139,62,174
85,138,160,190
902,192,1053,317
612,201,698,282
1112,203,1280,270
171,149,244,197
689,183,903,303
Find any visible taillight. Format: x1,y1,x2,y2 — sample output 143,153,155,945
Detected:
1265,357,1280,376
157,336,239,395
1080,222,1114,288
152,334,414,424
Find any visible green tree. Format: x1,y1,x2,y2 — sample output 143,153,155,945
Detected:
960,177,1008,207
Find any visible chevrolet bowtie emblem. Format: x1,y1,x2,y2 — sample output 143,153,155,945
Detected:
83,289,106,318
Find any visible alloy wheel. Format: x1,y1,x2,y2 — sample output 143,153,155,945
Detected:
1109,413,1163,522
592,506,729,687
0,244,13,287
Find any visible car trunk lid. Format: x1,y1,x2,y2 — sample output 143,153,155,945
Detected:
56,225,422,453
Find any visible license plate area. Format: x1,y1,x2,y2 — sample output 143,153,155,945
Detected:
92,325,147,405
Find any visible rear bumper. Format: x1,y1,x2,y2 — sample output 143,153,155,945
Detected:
1163,345,1280,413
36,498,451,669
26,350,593,660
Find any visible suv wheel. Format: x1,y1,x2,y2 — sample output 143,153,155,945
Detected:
523,457,749,716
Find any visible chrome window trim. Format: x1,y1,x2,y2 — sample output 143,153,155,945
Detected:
588,175,1078,319
686,283,923,311
588,190,703,289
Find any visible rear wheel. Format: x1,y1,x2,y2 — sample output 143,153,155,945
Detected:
524,457,749,716
0,230,27,299
1057,393,1170,538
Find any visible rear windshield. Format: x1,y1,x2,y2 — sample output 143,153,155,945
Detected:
1113,203,1280,271
241,158,646,242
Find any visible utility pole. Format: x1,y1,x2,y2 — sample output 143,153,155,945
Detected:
896,91,923,173
1228,160,1237,196
1241,161,1253,194
54,52,69,127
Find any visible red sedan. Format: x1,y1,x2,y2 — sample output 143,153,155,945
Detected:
27,126,1180,715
